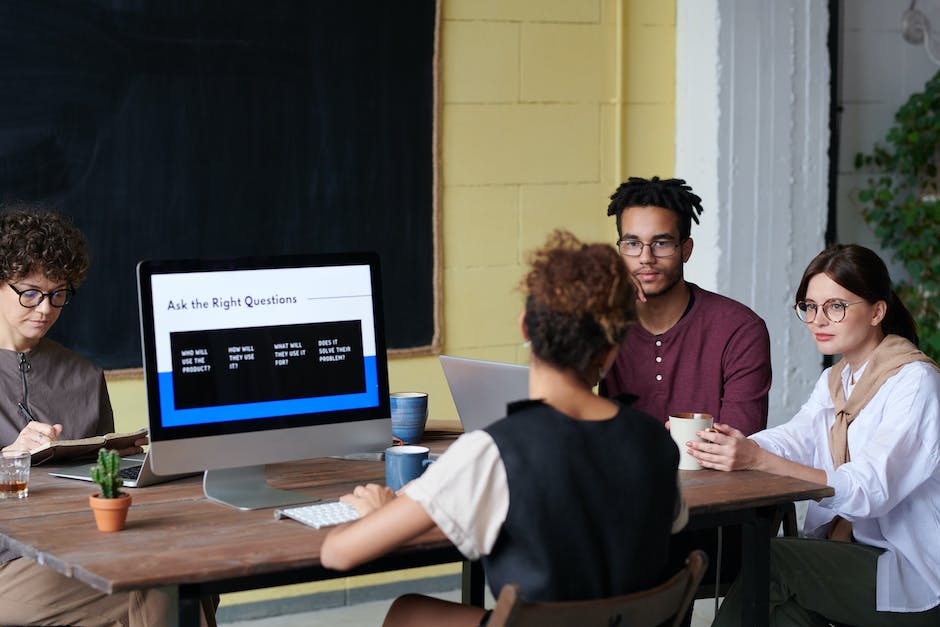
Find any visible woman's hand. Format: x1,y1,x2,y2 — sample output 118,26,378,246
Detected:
339,483,396,517
322,490,435,571
688,424,830,486
3,422,63,453
686,422,763,471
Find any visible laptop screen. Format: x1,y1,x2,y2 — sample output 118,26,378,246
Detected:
439,355,529,432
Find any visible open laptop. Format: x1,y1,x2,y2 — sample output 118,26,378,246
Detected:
439,355,529,432
48,450,197,488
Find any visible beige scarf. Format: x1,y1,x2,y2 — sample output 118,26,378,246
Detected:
825,334,939,541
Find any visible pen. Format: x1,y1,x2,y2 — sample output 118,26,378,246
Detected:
17,402,35,423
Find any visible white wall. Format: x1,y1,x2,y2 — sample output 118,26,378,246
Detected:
675,0,938,429
837,0,939,279
676,0,829,428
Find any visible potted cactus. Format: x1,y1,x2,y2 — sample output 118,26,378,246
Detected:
88,449,132,532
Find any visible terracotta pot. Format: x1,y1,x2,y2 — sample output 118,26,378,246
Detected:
89,493,132,532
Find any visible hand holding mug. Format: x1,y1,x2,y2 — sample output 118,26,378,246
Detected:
686,422,763,471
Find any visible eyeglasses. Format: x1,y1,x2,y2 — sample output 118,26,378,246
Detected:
793,299,864,323
617,239,683,258
8,283,74,308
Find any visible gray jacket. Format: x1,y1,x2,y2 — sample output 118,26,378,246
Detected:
0,338,113,564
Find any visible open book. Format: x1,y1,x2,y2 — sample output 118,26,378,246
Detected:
30,428,148,465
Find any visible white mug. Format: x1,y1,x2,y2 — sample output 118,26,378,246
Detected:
668,412,714,471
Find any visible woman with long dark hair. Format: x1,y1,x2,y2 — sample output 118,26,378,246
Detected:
690,244,940,626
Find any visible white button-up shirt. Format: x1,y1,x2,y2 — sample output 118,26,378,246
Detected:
752,361,940,612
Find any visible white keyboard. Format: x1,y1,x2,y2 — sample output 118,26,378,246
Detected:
274,501,361,529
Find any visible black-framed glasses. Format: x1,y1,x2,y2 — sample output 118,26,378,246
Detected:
617,238,683,258
793,299,864,323
8,283,74,308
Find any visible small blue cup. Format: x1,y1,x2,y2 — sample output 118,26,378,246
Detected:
390,392,429,445
385,445,434,491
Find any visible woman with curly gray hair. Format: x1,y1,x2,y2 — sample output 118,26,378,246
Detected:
0,203,208,626
0,205,104,451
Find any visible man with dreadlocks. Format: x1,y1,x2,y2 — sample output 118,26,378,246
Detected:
600,176,771,436
600,177,772,614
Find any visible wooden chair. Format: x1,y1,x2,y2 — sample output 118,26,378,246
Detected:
486,550,708,627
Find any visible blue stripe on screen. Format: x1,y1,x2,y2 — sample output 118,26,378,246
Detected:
157,355,379,427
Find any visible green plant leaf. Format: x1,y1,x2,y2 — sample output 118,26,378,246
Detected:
855,68,940,362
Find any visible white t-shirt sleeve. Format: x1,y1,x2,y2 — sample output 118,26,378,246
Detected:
403,430,509,561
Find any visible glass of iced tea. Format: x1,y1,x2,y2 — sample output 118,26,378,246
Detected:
0,450,30,499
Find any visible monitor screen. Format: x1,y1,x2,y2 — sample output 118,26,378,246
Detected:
137,252,391,509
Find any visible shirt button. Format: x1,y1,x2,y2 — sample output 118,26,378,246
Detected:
655,340,662,347
655,357,662,363
656,374,663,381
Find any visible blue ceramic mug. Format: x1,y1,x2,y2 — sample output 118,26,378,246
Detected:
390,392,429,445
385,445,434,491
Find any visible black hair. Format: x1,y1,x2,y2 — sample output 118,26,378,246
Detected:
0,203,90,287
607,176,704,240
795,244,919,346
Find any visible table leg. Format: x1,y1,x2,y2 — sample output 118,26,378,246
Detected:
178,584,204,627
462,560,485,607
740,510,772,627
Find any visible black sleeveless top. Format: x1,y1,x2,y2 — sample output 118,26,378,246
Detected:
482,399,679,602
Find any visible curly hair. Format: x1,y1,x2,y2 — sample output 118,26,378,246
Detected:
521,230,635,382
0,203,90,287
607,176,704,241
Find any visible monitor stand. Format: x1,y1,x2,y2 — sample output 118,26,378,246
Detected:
203,466,321,511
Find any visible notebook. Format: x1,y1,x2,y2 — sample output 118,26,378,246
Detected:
439,355,529,432
48,450,198,488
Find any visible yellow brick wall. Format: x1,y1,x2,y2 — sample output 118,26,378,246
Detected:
621,0,675,177
106,0,676,609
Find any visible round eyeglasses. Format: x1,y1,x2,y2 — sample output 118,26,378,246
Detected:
8,283,74,308
617,239,683,258
793,299,864,323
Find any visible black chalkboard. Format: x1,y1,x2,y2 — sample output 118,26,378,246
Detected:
0,0,438,370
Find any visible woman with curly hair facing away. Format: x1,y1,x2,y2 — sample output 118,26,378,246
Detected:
0,204,201,626
322,230,687,627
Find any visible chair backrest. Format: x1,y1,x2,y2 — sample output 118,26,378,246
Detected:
486,550,708,627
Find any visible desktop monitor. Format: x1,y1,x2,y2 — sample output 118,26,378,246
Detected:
137,252,391,510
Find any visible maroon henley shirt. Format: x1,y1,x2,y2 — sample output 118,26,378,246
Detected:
602,283,771,435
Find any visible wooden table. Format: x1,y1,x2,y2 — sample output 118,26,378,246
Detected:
679,468,833,625
0,435,830,627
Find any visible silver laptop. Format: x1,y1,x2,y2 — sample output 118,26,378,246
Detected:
439,355,529,432
49,450,197,488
